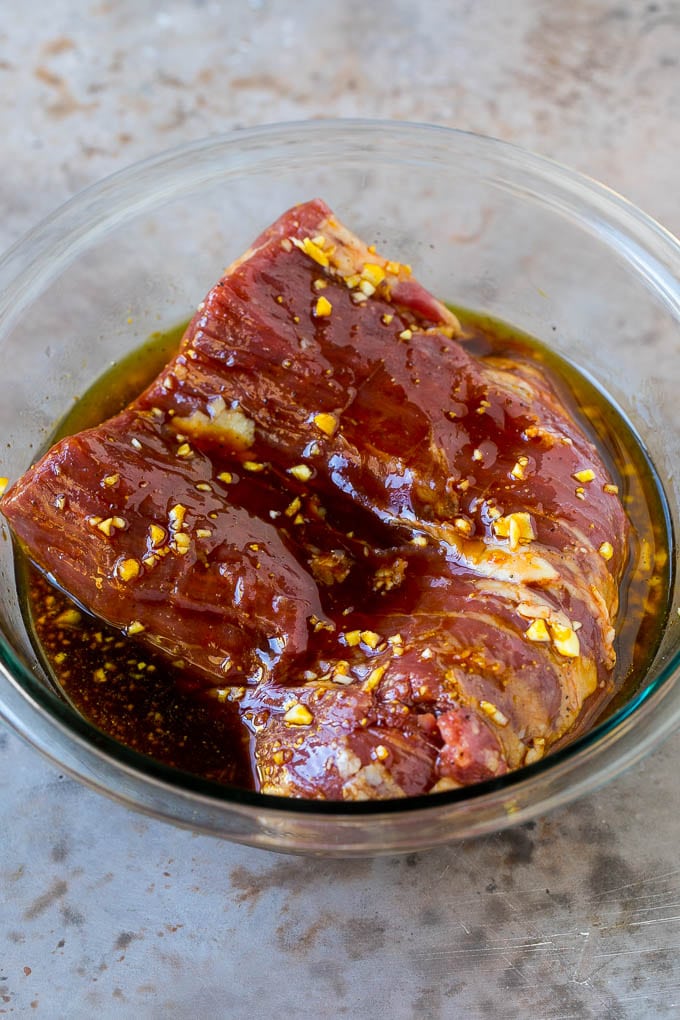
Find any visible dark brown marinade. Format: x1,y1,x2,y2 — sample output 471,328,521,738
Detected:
16,308,671,791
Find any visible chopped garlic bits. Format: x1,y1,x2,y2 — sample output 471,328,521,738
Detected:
525,619,550,642
312,412,338,436
510,456,529,481
291,236,329,267
283,702,313,726
360,629,381,649
550,624,580,658
524,616,580,658
363,663,387,692
116,558,141,582
289,464,312,482
480,700,509,727
493,512,535,550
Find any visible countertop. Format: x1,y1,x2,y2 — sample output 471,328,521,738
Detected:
1,2,680,1017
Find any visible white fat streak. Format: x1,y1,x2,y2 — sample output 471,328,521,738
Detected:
421,523,560,585
318,214,462,334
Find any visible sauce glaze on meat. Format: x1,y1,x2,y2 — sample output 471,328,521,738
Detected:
1,200,662,799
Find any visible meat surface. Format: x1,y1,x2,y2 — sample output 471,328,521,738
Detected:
1,199,631,799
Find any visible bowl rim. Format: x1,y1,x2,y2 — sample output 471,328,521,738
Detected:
1,117,679,839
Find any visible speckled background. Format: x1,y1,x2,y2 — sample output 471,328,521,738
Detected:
1,2,680,1017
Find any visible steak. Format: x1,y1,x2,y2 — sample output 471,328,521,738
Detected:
1,199,630,798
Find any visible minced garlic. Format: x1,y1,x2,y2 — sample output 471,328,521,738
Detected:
116,558,141,582
363,663,388,692
510,456,529,481
168,504,186,530
525,619,550,642
289,464,312,482
480,700,509,727
313,412,338,436
362,263,386,287
173,532,191,555
550,623,580,658
454,517,473,536
283,702,313,726
291,236,329,267
343,630,362,647
524,738,545,765
360,630,381,649
493,512,535,550
55,608,82,627
149,524,165,547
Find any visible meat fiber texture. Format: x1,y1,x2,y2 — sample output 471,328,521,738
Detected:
1,199,630,800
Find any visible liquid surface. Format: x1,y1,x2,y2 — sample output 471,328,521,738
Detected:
17,311,672,790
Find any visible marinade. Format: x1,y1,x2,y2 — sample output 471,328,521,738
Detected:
3,200,672,799
12,309,669,794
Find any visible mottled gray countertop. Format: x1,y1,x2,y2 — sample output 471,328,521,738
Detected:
2,2,680,1017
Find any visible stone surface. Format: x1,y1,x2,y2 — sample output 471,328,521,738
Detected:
1,1,680,1017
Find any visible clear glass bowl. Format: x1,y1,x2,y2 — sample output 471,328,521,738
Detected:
0,120,679,856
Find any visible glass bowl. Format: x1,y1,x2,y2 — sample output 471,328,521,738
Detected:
0,119,679,856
